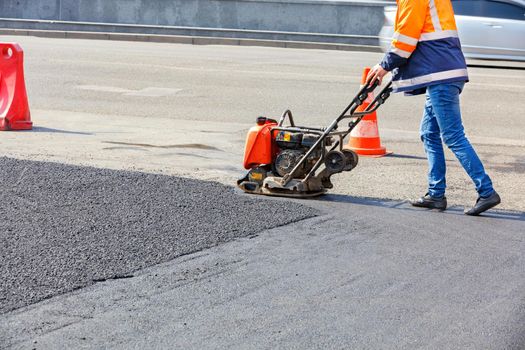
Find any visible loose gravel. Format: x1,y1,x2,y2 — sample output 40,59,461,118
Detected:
0,157,318,314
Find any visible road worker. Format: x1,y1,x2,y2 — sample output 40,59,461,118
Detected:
367,0,500,215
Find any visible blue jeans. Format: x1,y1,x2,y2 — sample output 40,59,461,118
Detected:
420,82,494,198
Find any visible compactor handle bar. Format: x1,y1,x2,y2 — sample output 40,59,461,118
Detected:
350,81,393,118
281,79,393,186
278,110,295,127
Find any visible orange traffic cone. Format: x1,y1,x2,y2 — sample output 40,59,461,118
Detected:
346,67,390,157
0,43,32,131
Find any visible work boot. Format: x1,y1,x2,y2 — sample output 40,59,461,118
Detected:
410,193,447,211
464,191,501,216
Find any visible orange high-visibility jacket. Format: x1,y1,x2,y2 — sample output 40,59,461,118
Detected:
380,0,468,95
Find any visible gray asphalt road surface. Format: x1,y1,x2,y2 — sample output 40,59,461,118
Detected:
0,157,317,314
2,196,524,349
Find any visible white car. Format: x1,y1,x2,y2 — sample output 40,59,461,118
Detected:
379,0,525,61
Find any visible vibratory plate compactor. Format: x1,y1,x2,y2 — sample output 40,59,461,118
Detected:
237,79,393,198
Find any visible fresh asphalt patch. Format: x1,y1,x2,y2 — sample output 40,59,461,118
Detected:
0,157,318,314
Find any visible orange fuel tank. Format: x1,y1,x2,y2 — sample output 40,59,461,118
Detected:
243,117,278,170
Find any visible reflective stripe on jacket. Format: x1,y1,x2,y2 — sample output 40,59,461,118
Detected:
380,0,468,95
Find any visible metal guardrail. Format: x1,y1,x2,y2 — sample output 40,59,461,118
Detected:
0,18,382,47
0,0,392,46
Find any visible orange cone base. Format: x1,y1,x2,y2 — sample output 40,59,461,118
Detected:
347,146,392,158
0,118,32,131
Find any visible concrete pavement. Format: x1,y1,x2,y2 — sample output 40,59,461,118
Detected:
1,35,524,211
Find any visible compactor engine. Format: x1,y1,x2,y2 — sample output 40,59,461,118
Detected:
237,79,392,198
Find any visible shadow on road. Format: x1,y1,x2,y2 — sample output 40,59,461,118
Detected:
323,194,525,222
386,153,428,161
385,153,458,163
32,126,93,136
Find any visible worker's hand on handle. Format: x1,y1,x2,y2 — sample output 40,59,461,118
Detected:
366,64,388,86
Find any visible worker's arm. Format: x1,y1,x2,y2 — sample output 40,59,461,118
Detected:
380,0,427,71
367,0,427,84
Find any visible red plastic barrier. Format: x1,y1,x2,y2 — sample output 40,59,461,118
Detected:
0,43,32,131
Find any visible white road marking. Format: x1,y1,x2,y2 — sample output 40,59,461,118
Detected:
468,82,525,90
125,87,183,97
76,85,183,96
76,85,132,93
